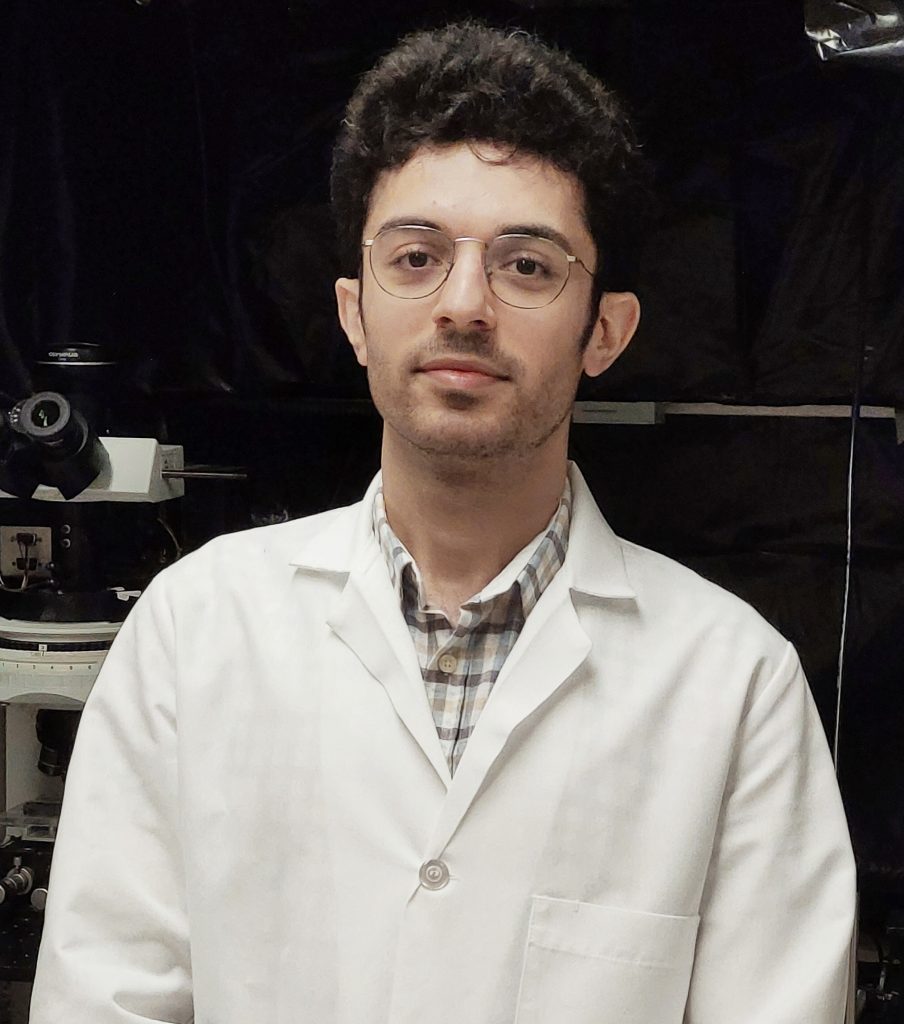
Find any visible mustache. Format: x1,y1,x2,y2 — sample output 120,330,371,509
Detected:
411,330,520,378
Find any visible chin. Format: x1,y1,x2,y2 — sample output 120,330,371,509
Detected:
410,427,527,461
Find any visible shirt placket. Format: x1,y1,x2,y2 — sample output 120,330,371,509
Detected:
438,604,484,774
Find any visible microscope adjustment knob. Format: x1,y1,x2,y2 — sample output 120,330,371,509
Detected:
0,864,34,902
30,887,48,912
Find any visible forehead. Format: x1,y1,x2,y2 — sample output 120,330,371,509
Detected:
364,143,593,252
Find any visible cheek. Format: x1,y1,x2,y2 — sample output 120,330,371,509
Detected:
512,311,586,371
359,303,424,377
364,294,425,343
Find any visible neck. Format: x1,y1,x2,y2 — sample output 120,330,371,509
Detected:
380,430,569,618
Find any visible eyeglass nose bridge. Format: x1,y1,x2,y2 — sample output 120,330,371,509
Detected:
449,236,491,251
440,236,495,288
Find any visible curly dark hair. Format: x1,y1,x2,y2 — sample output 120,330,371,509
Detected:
330,21,651,298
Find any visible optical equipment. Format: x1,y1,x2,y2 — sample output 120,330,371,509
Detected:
363,225,592,308
3,392,106,501
0,353,190,980
806,0,904,65
1,349,185,848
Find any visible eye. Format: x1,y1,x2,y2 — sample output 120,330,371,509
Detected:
388,245,443,271
489,236,561,281
499,252,552,279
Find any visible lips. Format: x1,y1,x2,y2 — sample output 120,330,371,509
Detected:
417,359,508,379
416,359,509,392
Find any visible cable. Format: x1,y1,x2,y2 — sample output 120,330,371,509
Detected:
0,534,42,591
832,108,873,775
0,572,33,592
157,516,183,561
16,535,32,590
833,411,857,772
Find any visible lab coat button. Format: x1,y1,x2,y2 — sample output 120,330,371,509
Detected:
437,654,458,674
419,859,450,890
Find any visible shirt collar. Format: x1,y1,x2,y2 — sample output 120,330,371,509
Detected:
372,479,572,619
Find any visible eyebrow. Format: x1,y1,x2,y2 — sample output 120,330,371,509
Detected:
372,216,445,236
497,223,576,254
370,217,578,255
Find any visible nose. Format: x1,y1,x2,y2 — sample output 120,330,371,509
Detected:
431,240,497,333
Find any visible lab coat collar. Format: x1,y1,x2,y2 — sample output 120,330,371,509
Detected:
288,462,637,602
288,471,384,575
563,463,637,600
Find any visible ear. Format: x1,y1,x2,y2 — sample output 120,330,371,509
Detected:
335,277,367,366
581,291,641,378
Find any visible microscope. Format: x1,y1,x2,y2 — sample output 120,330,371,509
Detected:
0,347,184,979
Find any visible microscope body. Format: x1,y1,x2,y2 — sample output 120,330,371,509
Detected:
0,391,184,980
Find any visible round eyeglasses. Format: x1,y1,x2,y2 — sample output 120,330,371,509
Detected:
362,225,593,309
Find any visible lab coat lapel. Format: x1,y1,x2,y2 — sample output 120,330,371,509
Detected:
427,568,591,854
424,463,637,854
290,474,451,788
327,553,451,787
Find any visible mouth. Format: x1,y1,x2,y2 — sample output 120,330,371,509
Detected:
416,359,510,390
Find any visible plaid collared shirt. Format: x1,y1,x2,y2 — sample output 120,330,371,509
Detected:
373,479,572,775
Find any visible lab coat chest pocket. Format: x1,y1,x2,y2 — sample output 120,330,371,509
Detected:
515,897,699,1024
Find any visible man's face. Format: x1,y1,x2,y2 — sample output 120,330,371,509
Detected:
336,143,635,464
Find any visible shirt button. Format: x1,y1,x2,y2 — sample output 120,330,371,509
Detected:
419,859,450,891
437,654,458,674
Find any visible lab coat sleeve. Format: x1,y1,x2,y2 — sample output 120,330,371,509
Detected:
684,642,856,1024
30,573,192,1024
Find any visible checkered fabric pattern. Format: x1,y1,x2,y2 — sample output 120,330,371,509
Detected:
373,480,572,775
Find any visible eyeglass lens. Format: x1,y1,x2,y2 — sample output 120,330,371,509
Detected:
368,226,572,308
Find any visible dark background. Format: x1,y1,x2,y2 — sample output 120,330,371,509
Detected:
1,0,902,934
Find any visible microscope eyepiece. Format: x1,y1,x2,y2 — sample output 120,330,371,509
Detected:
17,393,73,445
2,393,106,499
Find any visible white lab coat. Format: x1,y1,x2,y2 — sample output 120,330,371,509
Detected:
31,464,855,1024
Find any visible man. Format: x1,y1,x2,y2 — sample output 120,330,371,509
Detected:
32,21,854,1024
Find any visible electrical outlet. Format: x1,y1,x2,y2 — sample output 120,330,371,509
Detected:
0,526,53,579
